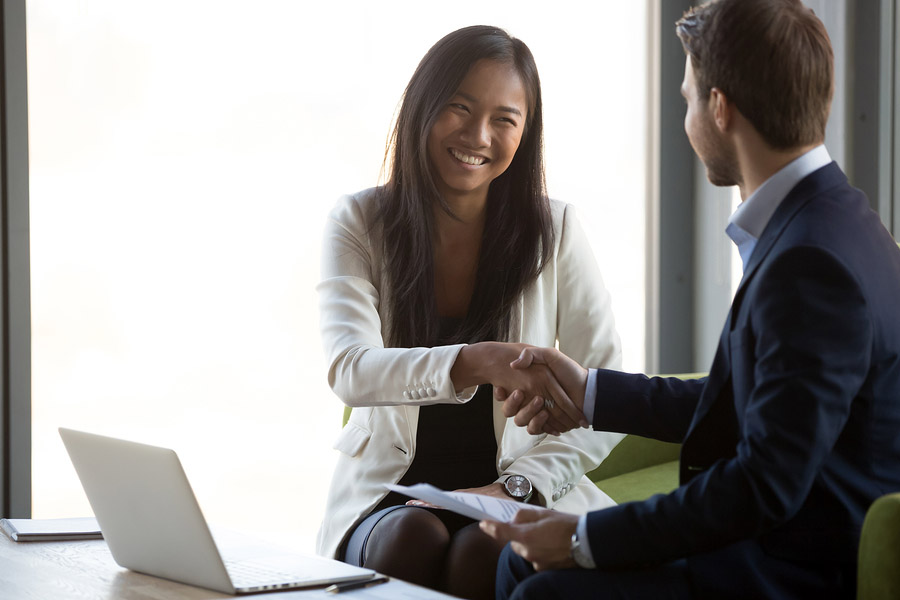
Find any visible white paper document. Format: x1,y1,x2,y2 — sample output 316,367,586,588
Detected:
387,483,547,523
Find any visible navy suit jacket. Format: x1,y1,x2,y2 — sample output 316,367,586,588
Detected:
587,163,900,597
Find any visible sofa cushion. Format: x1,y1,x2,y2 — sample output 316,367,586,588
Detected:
594,460,680,504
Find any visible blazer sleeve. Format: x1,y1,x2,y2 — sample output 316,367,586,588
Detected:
583,245,872,568
499,204,627,506
317,193,477,407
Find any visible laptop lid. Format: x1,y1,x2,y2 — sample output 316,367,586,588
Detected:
58,428,372,594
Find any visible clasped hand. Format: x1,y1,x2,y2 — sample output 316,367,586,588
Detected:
494,346,590,436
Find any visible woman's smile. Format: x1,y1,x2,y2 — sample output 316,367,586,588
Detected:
449,148,488,166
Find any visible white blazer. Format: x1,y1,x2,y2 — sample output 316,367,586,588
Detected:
316,189,624,558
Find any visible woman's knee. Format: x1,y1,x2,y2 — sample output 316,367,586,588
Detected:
362,507,450,584
447,522,506,563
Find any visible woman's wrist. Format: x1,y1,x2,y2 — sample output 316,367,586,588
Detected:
451,342,507,391
450,343,481,391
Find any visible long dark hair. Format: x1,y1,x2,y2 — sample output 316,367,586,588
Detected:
377,25,553,348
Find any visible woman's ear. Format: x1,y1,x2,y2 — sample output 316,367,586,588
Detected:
709,87,732,133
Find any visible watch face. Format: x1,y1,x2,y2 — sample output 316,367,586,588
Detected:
506,475,532,499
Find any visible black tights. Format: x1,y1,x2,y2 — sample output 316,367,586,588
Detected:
358,507,506,600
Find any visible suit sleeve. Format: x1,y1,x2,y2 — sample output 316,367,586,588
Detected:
584,245,872,568
317,194,477,407
591,370,705,442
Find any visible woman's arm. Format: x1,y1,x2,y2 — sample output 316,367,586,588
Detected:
319,193,477,407
320,193,582,415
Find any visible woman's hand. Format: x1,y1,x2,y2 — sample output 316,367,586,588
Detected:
454,483,507,499
451,342,589,434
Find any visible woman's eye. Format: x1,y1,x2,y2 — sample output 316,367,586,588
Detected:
450,103,469,112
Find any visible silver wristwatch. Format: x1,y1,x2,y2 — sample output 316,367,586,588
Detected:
570,530,595,569
503,474,533,503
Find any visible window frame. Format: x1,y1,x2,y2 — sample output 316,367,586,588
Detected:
1,0,32,519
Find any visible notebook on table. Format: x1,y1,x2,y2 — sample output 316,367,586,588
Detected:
58,427,375,594
0,516,102,542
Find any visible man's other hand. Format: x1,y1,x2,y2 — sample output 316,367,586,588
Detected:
479,509,580,571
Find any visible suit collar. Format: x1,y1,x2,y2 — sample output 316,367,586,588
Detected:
734,161,846,296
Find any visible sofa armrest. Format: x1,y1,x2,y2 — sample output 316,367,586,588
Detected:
586,435,680,482
858,492,900,600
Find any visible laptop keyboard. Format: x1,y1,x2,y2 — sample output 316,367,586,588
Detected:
225,558,313,587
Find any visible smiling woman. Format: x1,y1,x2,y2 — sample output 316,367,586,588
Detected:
315,25,625,600
25,0,648,575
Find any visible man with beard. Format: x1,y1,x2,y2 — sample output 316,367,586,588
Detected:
480,0,900,598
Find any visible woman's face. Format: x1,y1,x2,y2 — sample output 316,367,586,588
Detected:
426,59,529,205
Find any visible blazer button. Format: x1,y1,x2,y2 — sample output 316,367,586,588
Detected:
427,388,436,397
552,491,560,502
403,391,412,400
418,388,428,397
411,390,421,400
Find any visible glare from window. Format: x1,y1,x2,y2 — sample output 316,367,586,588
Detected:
27,0,648,551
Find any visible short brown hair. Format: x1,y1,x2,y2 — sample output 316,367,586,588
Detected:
676,0,833,150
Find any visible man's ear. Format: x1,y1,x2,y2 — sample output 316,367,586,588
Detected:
709,87,732,132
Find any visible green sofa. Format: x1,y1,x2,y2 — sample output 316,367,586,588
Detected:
588,434,680,503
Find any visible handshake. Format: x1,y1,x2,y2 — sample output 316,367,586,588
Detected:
490,345,591,437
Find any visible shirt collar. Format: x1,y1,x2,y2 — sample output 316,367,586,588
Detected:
728,144,832,239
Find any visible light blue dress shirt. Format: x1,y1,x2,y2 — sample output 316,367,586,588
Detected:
573,145,833,568
725,144,832,270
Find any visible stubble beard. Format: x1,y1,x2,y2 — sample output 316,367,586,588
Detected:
701,131,741,188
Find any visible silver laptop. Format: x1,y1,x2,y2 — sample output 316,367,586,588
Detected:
59,428,375,594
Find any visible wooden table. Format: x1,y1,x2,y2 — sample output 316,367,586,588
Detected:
0,535,460,599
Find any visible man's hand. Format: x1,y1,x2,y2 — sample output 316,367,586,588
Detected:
479,509,580,571
453,342,587,433
496,347,589,435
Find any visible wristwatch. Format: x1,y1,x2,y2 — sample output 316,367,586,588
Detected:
570,530,595,569
503,474,533,503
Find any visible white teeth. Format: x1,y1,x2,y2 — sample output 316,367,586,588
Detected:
450,148,486,165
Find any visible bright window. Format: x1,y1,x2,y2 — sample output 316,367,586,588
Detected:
27,1,648,551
